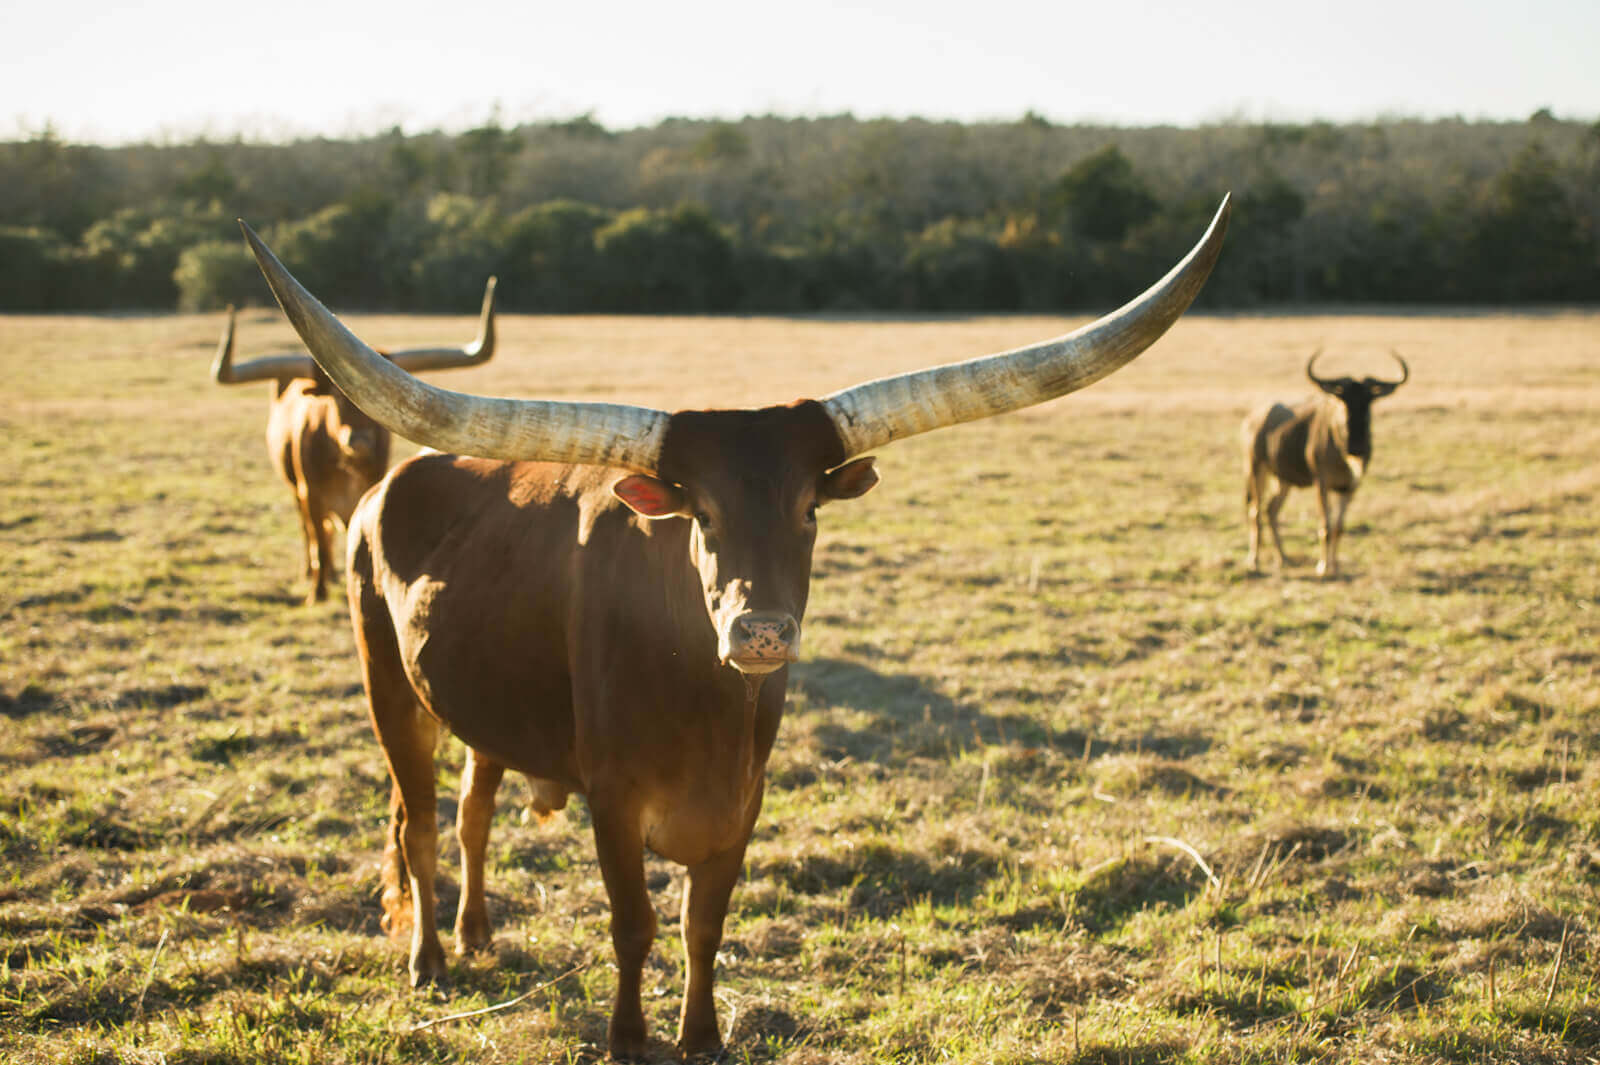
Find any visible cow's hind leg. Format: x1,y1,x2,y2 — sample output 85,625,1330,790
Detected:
297,483,332,604
384,707,446,986
678,839,750,1057
289,486,317,591
1265,479,1295,567
350,536,448,986
1315,484,1335,578
454,747,505,955
1245,462,1270,572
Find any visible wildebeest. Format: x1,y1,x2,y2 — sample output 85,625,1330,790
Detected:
1242,348,1410,578
238,195,1228,1059
210,279,497,603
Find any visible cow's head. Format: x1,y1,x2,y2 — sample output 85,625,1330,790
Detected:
236,195,1229,670
305,364,391,472
1307,349,1410,460
611,404,878,673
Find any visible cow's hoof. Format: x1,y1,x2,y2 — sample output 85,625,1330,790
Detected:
454,928,493,956
408,943,448,988
606,1034,649,1062
679,1035,726,1061
607,1012,651,1062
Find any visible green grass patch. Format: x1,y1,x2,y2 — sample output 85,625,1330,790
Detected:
3,310,1598,1062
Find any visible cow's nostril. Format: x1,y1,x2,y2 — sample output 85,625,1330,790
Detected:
729,612,800,659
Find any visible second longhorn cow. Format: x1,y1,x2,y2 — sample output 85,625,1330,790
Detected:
1242,348,1410,578
211,278,497,603
239,195,1229,1059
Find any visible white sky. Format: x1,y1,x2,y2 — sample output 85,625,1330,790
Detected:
5,0,1597,144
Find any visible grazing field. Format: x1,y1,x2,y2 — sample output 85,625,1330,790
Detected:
3,307,1599,1064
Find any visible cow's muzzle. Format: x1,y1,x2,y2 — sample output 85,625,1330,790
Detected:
721,611,800,674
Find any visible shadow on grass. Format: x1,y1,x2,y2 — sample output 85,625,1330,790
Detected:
1413,562,1536,596
1070,853,1211,935
791,655,1212,765
0,683,60,718
1499,1002,1600,1049
1066,1040,1188,1064
763,838,1005,918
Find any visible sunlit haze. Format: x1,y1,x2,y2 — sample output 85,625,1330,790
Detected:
5,0,1598,144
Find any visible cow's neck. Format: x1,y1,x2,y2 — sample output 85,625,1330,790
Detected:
738,672,769,785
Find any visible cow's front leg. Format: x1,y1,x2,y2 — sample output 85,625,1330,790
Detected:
591,802,655,1060
1314,483,1334,578
1324,490,1352,579
679,840,749,1057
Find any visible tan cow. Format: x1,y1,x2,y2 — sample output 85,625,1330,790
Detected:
240,196,1229,1058
1242,349,1410,578
211,279,496,602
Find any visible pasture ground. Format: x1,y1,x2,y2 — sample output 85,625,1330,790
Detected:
2,307,1598,1063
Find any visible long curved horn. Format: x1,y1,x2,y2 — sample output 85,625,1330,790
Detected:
239,221,669,471
1381,348,1410,388
1305,347,1331,390
210,305,316,384
819,195,1231,458
384,276,499,373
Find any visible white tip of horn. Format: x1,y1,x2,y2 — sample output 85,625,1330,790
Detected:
381,274,499,373
210,305,237,384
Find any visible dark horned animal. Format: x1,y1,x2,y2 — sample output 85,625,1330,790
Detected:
211,279,496,603
1242,348,1409,578
239,195,1229,1059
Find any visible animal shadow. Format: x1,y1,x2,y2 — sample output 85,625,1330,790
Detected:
790,656,1209,766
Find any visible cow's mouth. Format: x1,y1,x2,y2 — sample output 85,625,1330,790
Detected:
724,655,791,675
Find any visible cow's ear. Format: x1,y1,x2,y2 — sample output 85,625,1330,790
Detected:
819,457,879,504
613,475,689,518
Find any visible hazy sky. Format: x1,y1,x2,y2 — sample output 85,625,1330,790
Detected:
6,0,1596,144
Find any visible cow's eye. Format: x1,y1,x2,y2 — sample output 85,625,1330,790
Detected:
694,511,712,529
805,503,818,523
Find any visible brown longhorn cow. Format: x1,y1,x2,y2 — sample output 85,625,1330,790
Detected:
1242,349,1410,578
239,195,1229,1059
211,279,497,603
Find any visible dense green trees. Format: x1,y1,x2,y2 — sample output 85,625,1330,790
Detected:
594,204,739,311
0,227,69,310
1,113,1594,312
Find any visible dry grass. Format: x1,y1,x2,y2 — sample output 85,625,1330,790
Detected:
2,307,1599,1063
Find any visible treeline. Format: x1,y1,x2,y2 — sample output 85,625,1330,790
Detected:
2,111,1597,313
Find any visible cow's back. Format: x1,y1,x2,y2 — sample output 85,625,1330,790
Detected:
265,380,315,491
1246,399,1317,487
268,381,389,522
